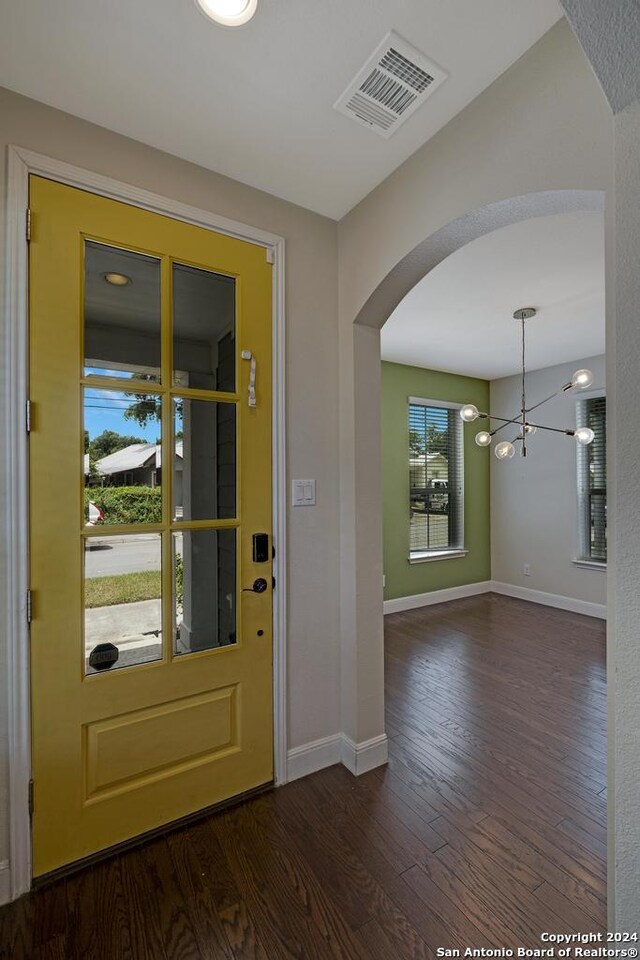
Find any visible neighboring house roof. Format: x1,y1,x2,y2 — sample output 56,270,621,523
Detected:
96,443,157,476
96,442,184,476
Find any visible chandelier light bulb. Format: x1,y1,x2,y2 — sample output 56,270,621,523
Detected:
571,368,594,390
475,431,492,447
575,427,595,445
195,0,258,26
460,404,479,423
494,441,515,460
525,423,537,436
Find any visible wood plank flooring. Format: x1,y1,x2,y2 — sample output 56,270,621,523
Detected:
0,593,607,958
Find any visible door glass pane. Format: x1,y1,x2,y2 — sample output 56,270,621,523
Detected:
84,388,162,525
173,262,236,391
173,530,237,654
84,534,162,674
174,398,236,521
84,241,161,382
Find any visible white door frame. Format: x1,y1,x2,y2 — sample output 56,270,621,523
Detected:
2,144,288,901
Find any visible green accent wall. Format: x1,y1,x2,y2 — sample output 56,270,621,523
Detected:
382,361,491,601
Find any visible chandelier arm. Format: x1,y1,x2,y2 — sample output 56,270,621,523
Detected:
490,420,517,437
481,413,520,425
482,413,526,433
525,421,575,436
525,383,573,415
482,415,576,439
525,391,560,414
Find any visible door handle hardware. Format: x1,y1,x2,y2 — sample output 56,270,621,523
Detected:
243,578,268,594
241,350,257,407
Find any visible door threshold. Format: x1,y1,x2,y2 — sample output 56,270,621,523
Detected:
32,780,274,890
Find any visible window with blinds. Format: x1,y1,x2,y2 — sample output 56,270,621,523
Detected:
577,395,606,563
408,400,464,556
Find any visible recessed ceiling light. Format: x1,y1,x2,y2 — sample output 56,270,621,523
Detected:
195,0,258,26
104,272,132,286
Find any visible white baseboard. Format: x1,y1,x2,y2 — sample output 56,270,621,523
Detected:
489,580,607,620
340,734,389,776
382,578,606,620
0,860,10,906
383,581,491,614
286,734,343,782
286,732,388,782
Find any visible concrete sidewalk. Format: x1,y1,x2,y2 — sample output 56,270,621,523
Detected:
85,598,162,651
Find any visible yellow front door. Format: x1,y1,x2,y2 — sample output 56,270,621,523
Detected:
29,176,274,878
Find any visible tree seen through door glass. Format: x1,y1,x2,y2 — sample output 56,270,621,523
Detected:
84,240,161,382
84,388,162,526
173,261,236,391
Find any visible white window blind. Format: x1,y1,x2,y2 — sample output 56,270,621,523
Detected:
577,395,606,563
408,402,464,555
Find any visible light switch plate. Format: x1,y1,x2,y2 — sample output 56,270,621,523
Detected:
292,479,316,506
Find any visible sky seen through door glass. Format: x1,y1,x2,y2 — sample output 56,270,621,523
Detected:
85,369,160,443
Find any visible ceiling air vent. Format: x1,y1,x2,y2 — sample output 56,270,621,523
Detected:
334,32,447,139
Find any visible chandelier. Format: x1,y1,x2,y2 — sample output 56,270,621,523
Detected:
459,307,595,460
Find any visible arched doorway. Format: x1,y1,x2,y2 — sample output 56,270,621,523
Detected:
342,188,604,760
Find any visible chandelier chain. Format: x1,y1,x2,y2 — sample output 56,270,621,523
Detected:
521,317,526,457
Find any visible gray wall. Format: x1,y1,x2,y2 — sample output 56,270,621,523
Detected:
559,0,640,927
610,98,640,928
491,355,607,607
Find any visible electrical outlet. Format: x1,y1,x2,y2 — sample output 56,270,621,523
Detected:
524,564,531,576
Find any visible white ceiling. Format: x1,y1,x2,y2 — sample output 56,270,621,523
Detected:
381,212,605,380
0,0,562,218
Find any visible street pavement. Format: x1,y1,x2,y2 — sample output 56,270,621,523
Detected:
85,534,166,577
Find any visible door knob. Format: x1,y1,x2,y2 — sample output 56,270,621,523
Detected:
243,577,268,594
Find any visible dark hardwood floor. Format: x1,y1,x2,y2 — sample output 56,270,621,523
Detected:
0,593,607,958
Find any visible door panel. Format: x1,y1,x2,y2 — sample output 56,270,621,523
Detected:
84,686,238,801
29,176,273,877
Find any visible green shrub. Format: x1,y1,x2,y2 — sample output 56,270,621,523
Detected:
175,554,184,606
85,486,162,525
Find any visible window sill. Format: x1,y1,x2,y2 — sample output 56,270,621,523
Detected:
573,559,607,571
409,549,468,564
